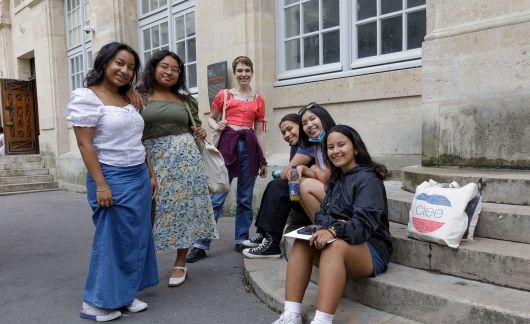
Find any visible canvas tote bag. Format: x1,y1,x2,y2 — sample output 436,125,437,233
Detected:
407,179,478,248
184,101,230,194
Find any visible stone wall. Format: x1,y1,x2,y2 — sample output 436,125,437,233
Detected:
270,69,423,172
422,0,530,168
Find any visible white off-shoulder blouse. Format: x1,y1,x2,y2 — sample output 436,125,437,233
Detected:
66,88,146,167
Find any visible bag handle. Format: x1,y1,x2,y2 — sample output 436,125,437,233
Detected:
183,99,205,152
221,89,227,121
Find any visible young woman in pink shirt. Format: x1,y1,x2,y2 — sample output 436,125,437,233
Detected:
187,56,268,262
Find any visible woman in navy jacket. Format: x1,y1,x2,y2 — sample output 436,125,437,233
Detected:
273,125,392,324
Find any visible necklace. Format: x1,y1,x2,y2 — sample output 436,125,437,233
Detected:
232,89,254,101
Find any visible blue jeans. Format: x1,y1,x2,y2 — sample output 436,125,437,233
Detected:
194,138,257,249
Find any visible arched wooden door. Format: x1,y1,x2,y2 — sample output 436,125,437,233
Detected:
0,79,39,155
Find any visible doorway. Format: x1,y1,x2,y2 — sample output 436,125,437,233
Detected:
0,78,39,155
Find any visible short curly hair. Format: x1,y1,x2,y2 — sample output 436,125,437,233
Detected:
231,56,253,73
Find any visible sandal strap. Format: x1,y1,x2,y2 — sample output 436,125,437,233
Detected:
172,266,187,271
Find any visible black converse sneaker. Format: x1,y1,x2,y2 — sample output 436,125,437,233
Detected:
242,233,265,248
242,237,282,259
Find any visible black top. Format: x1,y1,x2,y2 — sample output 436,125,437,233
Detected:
315,165,393,267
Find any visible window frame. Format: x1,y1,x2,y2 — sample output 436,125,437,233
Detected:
137,0,168,18
65,0,92,92
277,0,345,80
276,0,426,84
139,18,171,62
138,0,198,93
351,0,426,69
172,8,197,89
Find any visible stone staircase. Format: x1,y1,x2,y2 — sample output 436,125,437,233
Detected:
0,155,59,195
245,166,530,323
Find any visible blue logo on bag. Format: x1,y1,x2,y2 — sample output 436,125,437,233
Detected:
416,193,452,207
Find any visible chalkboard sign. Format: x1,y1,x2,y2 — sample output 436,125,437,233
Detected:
207,61,229,107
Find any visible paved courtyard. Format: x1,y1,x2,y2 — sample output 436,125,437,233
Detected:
0,190,278,324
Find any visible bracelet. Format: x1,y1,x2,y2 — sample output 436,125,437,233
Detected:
327,226,337,238
96,188,108,192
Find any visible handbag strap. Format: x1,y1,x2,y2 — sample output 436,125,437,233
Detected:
184,99,198,129
183,99,205,152
221,89,227,121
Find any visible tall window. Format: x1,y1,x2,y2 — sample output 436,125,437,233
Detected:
140,0,168,15
284,0,340,70
277,0,426,81
65,0,92,91
142,21,170,61
138,0,198,91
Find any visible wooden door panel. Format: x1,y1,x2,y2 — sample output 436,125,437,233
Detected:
1,79,39,154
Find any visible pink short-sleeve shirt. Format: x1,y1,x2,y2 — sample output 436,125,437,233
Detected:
211,90,266,128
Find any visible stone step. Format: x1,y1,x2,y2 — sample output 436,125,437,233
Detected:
343,263,530,323
0,154,41,163
0,175,54,185
282,237,530,323
0,188,60,196
0,168,49,177
0,181,59,193
385,181,530,244
401,166,530,205
0,161,45,170
244,258,420,324
389,222,530,291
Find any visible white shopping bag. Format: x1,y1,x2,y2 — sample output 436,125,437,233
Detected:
407,180,478,248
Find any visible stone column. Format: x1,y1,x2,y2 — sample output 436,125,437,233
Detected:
89,0,139,51
0,0,14,79
422,0,530,168
195,0,276,155
28,0,69,159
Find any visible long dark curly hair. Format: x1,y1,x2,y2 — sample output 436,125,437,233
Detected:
325,125,390,180
84,42,140,96
137,50,194,103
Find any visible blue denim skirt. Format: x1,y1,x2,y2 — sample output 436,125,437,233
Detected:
84,163,159,309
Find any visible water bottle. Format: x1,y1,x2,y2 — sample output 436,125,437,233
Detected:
271,170,282,179
288,165,300,201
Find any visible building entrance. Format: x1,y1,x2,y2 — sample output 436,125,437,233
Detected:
0,79,39,155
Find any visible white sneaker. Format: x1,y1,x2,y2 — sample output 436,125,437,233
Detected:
80,302,121,322
272,311,302,324
126,298,148,313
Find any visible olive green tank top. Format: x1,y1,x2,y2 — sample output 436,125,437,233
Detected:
140,100,201,139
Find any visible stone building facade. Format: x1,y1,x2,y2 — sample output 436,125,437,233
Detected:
0,0,528,193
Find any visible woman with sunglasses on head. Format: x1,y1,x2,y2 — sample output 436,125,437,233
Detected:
273,125,392,324
137,50,218,287
242,113,314,259
66,42,159,322
186,56,268,262
290,103,336,222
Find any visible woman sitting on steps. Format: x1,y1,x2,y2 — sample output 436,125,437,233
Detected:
242,113,314,259
273,125,393,324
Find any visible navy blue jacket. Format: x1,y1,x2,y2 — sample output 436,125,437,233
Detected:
315,165,392,267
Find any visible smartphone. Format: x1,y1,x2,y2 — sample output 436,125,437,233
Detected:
297,225,322,235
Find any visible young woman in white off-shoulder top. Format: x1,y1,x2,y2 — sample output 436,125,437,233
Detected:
66,42,159,322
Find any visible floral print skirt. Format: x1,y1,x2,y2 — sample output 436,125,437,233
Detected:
144,133,218,252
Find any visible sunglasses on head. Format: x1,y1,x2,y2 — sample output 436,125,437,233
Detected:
298,102,318,116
